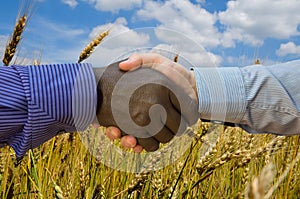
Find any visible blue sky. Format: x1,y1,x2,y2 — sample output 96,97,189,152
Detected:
1,0,300,67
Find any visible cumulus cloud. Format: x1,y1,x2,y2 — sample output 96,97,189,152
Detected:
153,28,222,66
86,18,151,65
88,17,150,48
276,42,300,57
31,0,300,64
0,35,9,60
85,0,142,12
151,44,222,67
137,0,221,48
219,0,300,47
134,1,223,66
85,17,221,67
61,0,78,8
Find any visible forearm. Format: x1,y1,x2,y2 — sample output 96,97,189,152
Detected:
193,60,300,135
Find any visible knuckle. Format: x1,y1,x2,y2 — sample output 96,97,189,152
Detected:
132,111,150,126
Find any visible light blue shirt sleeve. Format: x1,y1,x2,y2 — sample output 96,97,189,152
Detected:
193,60,300,135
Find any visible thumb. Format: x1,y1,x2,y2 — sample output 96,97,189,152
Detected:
119,54,142,71
119,53,164,71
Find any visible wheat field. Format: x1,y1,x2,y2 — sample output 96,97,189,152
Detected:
0,125,299,199
1,3,300,199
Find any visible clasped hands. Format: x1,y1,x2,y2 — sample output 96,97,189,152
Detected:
94,53,199,152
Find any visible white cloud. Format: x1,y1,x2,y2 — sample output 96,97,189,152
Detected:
85,18,151,65
61,0,79,8
137,0,221,48
20,0,300,65
276,42,300,57
226,55,258,66
134,1,222,66
84,17,222,67
219,0,300,47
88,17,150,49
0,35,9,62
33,17,86,41
85,0,142,12
151,43,222,67
152,27,222,66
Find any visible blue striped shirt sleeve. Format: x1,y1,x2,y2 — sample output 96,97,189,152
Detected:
0,67,27,149
193,59,300,135
0,63,97,157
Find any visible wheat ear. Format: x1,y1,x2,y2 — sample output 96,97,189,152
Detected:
78,29,109,63
2,15,27,66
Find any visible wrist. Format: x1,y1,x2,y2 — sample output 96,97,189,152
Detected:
93,67,105,83
93,67,106,115
189,70,198,102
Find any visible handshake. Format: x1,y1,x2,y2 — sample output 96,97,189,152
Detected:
93,53,199,152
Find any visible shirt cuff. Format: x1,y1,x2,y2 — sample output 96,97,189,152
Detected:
11,63,97,157
192,67,247,123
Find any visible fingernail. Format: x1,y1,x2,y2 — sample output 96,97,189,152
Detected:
126,57,134,63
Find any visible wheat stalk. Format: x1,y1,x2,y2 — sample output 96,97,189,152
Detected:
45,168,64,199
2,0,33,66
78,29,110,63
264,150,300,199
245,163,275,199
2,15,27,66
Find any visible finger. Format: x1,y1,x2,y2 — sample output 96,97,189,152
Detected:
105,126,121,140
165,105,189,136
121,53,189,81
119,53,162,71
119,54,143,71
169,90,199,127
120,135,137,148
133,145,143,153
137,137,159,152
152,126,175,144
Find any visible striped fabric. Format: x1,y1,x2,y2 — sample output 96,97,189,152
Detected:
193,59,300,135
0,63,97,157
0,67,27,148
